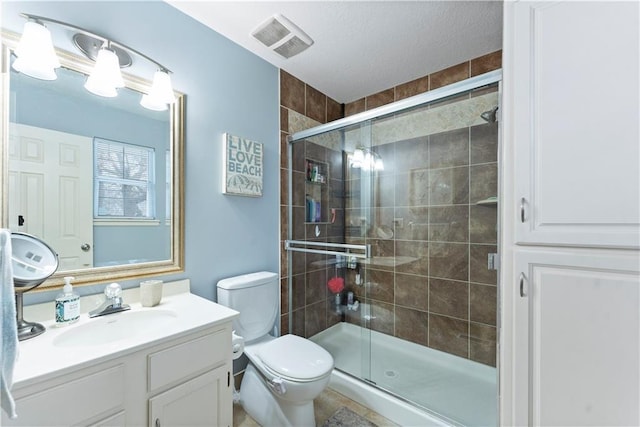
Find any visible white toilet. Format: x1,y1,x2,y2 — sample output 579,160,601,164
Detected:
217,271,334,427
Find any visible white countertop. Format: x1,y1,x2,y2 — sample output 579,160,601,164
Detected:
13,280,238,388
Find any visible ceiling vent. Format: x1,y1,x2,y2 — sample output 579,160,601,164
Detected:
251,14,313,59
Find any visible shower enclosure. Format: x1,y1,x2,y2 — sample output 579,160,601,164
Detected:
285,71,501,427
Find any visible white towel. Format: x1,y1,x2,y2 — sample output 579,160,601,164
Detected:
0,229,18,419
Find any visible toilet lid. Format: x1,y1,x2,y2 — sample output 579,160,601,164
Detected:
258,334,334,380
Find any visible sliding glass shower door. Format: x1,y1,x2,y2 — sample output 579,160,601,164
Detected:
286,118,375,382
287,71,501,427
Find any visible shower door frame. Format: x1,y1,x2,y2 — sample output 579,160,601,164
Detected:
289,70,502,141
285,68,503,421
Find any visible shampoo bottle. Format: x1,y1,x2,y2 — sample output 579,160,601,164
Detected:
55,276,80,326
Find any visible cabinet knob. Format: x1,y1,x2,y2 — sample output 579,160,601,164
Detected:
520,197,526,223
155,418,161,427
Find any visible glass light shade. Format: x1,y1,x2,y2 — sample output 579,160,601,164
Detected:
84,47,124,98
12,21,60,80
140,94,168,111
352,148,364,163
152,70,176,104
374,157,384,171
363,152,373,170
140,70,175,110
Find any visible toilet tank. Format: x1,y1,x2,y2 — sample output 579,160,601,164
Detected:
217,271,279,342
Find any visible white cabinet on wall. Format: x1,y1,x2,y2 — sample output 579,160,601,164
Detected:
502,1,640,426
510,1,639,249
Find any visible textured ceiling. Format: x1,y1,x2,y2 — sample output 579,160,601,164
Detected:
167,1,503,103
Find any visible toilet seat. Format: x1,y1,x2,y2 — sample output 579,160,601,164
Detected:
257,334,333,382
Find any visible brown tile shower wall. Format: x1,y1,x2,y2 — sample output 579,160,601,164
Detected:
342,121,499,367
279,70,343,336
279,50,501,366
344,50,502,116
287,138,347,335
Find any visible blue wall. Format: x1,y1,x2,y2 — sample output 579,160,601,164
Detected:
3,1,280,303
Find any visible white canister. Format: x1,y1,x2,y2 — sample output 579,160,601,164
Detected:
140,279,163,307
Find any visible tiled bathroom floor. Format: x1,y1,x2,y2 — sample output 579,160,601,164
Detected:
233,386,398,427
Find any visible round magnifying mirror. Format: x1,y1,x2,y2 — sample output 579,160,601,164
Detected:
11,232,59,340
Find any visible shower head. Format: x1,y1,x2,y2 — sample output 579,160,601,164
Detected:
481,106,499,123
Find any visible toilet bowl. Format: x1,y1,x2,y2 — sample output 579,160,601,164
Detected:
240,334,333,426
216,272,334,427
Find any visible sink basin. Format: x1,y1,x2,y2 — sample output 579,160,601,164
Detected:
53,309,177,348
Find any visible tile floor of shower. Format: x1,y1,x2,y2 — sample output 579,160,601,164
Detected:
312,322,496,427
233,387,398,427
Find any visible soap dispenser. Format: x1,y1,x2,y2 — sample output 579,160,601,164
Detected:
55,276,80,326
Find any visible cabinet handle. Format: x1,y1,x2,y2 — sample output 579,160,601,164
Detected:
520,197,526,223
519,273,526,297
155,418,161,427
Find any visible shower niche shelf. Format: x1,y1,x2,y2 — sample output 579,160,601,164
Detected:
305,159,329,223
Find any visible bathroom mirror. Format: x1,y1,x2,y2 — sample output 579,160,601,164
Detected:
0,31,184,289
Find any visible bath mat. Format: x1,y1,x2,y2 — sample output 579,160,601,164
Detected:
321,407,378,427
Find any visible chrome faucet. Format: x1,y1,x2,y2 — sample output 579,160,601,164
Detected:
88,283,131,318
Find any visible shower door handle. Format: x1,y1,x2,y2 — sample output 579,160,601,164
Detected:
519,273,527,297
285,240,370,259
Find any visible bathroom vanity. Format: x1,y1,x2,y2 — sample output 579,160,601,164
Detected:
2,281,238,427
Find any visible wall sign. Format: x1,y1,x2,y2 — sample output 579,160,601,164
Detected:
222,133,263,197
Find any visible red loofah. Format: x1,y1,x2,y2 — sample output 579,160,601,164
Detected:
327,277,345,294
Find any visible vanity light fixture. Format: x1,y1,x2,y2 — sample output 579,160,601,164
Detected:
350,146,384,171
12,13,176,111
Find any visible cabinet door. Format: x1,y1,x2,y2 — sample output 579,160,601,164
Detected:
149,367,231,427
514,249,639,426
88,411,126,427
2,364,125,427
511,1,639,248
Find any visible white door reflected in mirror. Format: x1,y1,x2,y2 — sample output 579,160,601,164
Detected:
9,123,93,270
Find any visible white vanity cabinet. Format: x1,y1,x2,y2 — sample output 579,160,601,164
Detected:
3,322,234,427
148,367,229,427
146,327,233,427
2,362,128,426
502,1,640,426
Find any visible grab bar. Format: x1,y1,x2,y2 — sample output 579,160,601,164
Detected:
285,240,371,259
